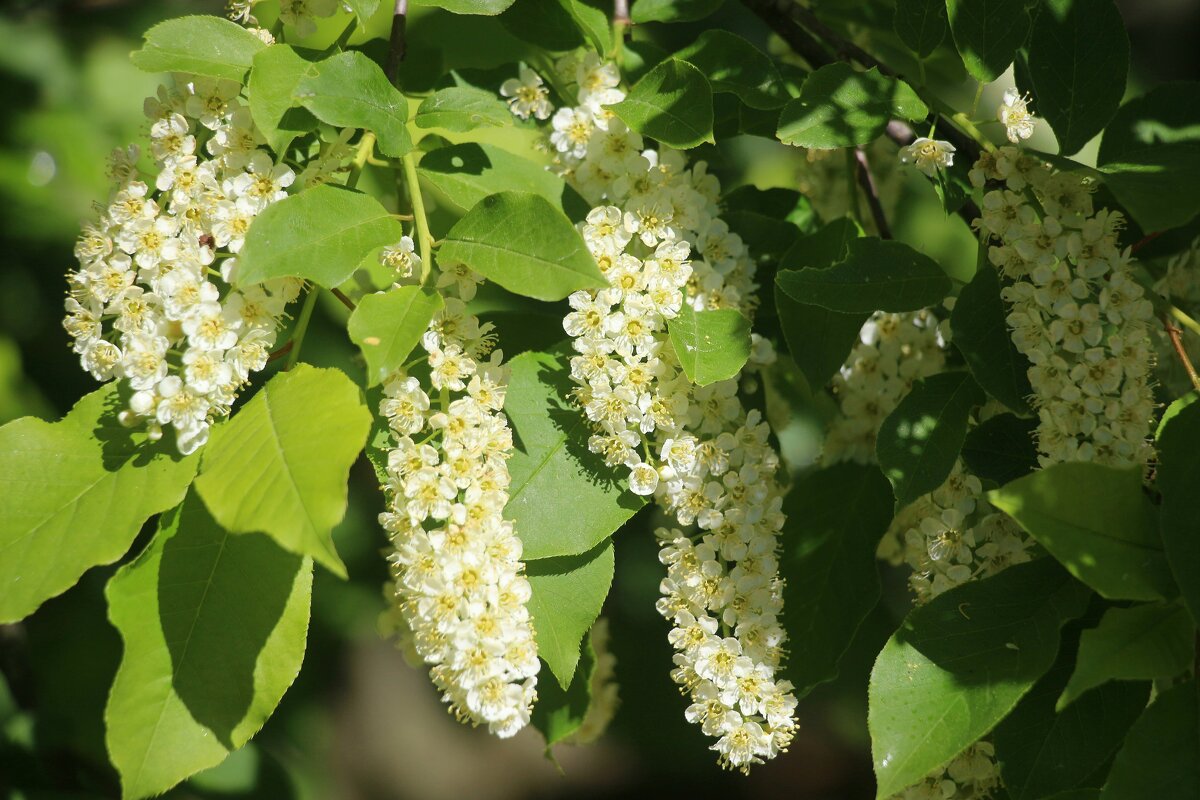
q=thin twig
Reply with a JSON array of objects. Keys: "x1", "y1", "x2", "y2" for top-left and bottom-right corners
[
  {"x1": 331, "y1": 287, "x2": 357, "y2": 311},
  {"x1": 385, "y1": 0, "x2": 409, "y2": 84},
  {"x1": 740, "y1": 0, "x2": 835, "y2": 70},
  {"x1": 1131, "y1": 230, "x2": 1164, "y2": 254},
  {"x1": 1165, "y1": 318, "x2": 1200, "y2": 392},
  {"x1": 853, "y1": 148, "x2": 892, "y2": 239},
  {"x1": 267, "y1": 339, "x2": 294, "y2": 363}
]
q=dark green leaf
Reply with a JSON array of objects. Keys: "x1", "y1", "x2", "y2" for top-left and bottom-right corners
[
  {"x1": 347, "y1": 287, "x2": 444, "y2": 387},
  {"x1": 961, "y1": 413, "x2": 1039, "y2": 486},
  {"x1": 1157, "y1": 398, "x2": 1200, "y2": 623},
  {"x1": 776, "y1": 237, "x2": 952, "y2": 313},
  {"x1": 994, "y1": 631, "x2": 1150, "y2": 800},
  {"x1": 631, "y1": 0, "x2": 723, "y2": 23},
  {"x1": 237, "y1": 184, "x2": 404, "y2": 289},
  {"x1": 531, "y1": 629, "x2": 597, "y2": 748},
  {"x1": 0, "y1": 384, "x2": 198, "y2": 623},
  {"x1": 294, "y1": 51, "x2": 412, "y2": 157},
  {"x1": 105, "y1": 492, "x2": 311, "y2": 800},
  {"x1": 194, "y1": 365, "x2": 372, "y2": 577},
  {"x1": 894, "y1": 0, "x2": 948, "y2": 58},
  {"x1": 411, "y1": 0, "x2": 516, "y2": 13},
  {"x1": 869, "y1": 558, "x2": 1091, "y2": 798},
  {"x1": 498, "y1": 0, "x2": 584, "y2": 51},
  {"x1": 505, "y1": 350, "x2": 645, "y2": 561},
  {"x1": 1093, "y1": 82, "x2": 1200, "y2": 231},
  {"x1": 668, "y1": 304, "x2": 752, "y2": 386},
  {"x1": 611, "y1": 59, "x2": 715, "y2": 149},
  {"x1": 777, "y1": 63, "x2": 928, "y2": 149},
  {"x1": 673, "y1": 30, "x2": 787, "y2": 110},
  {"x1": 1099, "y1": 678, "x2": 1200, "y2": 800},
  {"x1": 946, "y1": 0, "x2": 1031, "y2": 83},
  {"x1": 1028, "y1": 0, "x2": 1130, "y2": 156},
  {"x1": 877, "y1": 371, "x2": 985, "y2": 508},
  {"x1": 989, "y1": 463, "x2": 1176, "y2": 602},
  {"x1": 414, "y1": 86, "x2": 513, "y2": 132},
  {"x1": 526, "y1": 539, "x2": 614, "y2": 689},
  {"x1": 1059, "y1": 602, "x2": 1194, "y2": 708},
  {"x1": 438, "y1": 192, "x2": 606, "y2": 301},
  {"x1": 782, "y1": 463, "x2": 893, "y2": 695},
  {"x1": 951, "y1": 265, "x2": 1033, "y2": 413},
  {"x1": 130, "y1": 15, "x2": 266, "y2": 82},
  {"x1": 248, "y1": 45, "x2": 318, "y2": 154}
]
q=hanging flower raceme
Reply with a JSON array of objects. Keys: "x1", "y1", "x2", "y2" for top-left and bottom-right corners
[
  {"x1": 63, "y1": 77, "x2": 305, "y2": 455},
  {"x1": 376, "y1": 280, "x2": 540, "y2": 739},
  {"x1": 971, "y1": 146, "x2": 1158, "y2": 468}
]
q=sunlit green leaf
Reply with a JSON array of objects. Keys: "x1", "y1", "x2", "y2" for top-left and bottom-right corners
[
  {"x1": 668, "y1": 304, "x2": 752, "y2": 387},
  {"x1": 0, "y1": 384, "x2": 197, "y2": 623},
  {"x1": 294, "y1": 51, "x2": 412, "y2": 157},
  {"x1": 673, "y1": 30, "x2": 787, "y2": 109},
  {"x1": 105, "y1": 492, "x2": 311, "y2": 800},
  {"x1": 130, "y1": 15, "x2": 266, "y2": 82},
  {"x1": 347, "y1": 287, "x2": 443, "y2": 387},
  {"x1": 989, "y1": 463, "x2": 1175, "y2": 601},
  {"x1": 612, "y1": 59, "x2": 714, "y2": 149},
  {"x1": 414, "y1": 86, "x2": 513, "y2": 132},
  {"x1": 777, "y1": 64, "x2": 928, "y2": 149},
  {"x1": 526, "y1": 539, "x2": 614, "y2": 689},
  {"x1": 194, "y1": 365, "x2": 372, "y2": 577},
  {"x1": 247, "y1": 45, "x2": 318, "y2": 154}
]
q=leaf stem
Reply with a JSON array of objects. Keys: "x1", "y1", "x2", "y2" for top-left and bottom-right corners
[
  {"x1": 853, "y1": 147, "x2": 892, "y2": 239},
  {"x1": 402, "y1": 152, "x2": 434, "y2": 286},
  {"x1": 612, "y1": 0, "x2": 631, "y2": 64},
  {"x1": 1164, "y1": 317, "x2": 1200, "y2": 392},
  {"x1": 285, "y1": 287, "x2": 320, "y2": 371},
  {"x1": 331, "y1": 287, "x2": 356, "y2": 311}
]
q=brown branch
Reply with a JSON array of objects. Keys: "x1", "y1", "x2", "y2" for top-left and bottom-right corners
[
  {"x1": 853, "y1": 148, "x2": 892, "y2": 239},
  {"x1": 267, "y1": 339, "x2": 294, "y2": 363},
  {"x1": 385, "y1": 0, "x2": 409, "y2": 85},
  {"x1": 740, "y1": 0, "x2": 836, "y2": 70},
  {"x1": 330, "y1": 287, "x2": 357, "y2": 311},
  {"x1": 1165, "y1": 318, "x2": 1200, "y2": 392}
]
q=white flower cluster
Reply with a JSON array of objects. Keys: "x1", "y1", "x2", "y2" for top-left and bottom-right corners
[
  {"x1": 533, "y1": 54, "x2": 763, "y2": 314},
  {"x1": 227, "y1": 0, "x2": 338, "y2": 39},
  {"x1": 377, "y1": 288, "x2": 539, "y2": 738},
  {"x1": 879, "y1": 460, "x2": 1031, "y2": 604},
  {"x1": 896, "y1": 742, "x2": 1002, "y2": 800},
  {"x1": 64, "y1": 78, "x2": 305, "y2": 454},
  {"x1": 822, "y1": 312, "x2": 947, "y2": 465},
  {"x1": 561, "y1": 206, "x2": 797, "y2": 771},
  {"x1": 972, "y1": 147, "x2": 1157, "y2": 467}
]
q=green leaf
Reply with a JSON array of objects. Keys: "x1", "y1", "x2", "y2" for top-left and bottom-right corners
[
  {"x1": 961, "y1": 413, "x2": 1039, "y2": 486},
  {"x1": 105, "y1": 492, "x2": 311, "y2": 800},
  {"x1": 777, "y1": 63, "x2": 928, "y2": 150},
  {"x1": 498, "y1": 0, "x2": 586, "y2": 50},
  {"x1": 130, "y1": 15, "x2": 266, "y2": 82},
  {"x1": 946, "y1": 0, "x2": 1031, "y2": 83},
  {"x1": 438, "y1": 192, "x2": 606, "y2": 301},
  {"x1": 782, "y1": 463, "x2": 893, "y2": 695},
  {"x1": 531, "y1": 629, "x2": 597, "y2": 748},
  {"x1": 0, "y1": 384, "x2": 198, "y2": 623},
  {"x1": 673, "y1": 30, "x2": 787, "y2": 110},
  {"x1": 894, "y1": 0, "x2": 948, "y2": 58},
  {"x1": 526, "y1": 539, "x2": 614, "y2": 689},
  {"x1": 194, "y1": 365, "x2": 371, "y2": 578},
  {"x1": 1099, "y1": 678, "x2": 1200, "y2": 800},
  {"x1": 414, "y1": 86, "x2": 513, "y2": 132},
  {"x1": 951, "y1": 265, "x2": 1033, "y2": 414},
  {"x1": 411, "y1": 0, "x2": 516, "y2": 13},
  {"x1": 347, "y1": 287, "x2": 444, "y2": 387},
  {"x1": 988, "y1": 463, "x2": 1175, "y2": 602},
  {"x1": 505, "y1": 350, "x2": 645, "y2": 561},
  {"x1": 236, "y1": 184, "x2": 404, "y2": 289},
  {"x1": 1028, "y1": 0, "x2": 1129, "y2": 156},
  {"x1": 631, "y1": 0, "x2": 723, "y2": 22},
  {"x1": 1158, "y1": 398, "x2": 1200, "y2": 622},
  {"x1": 869, "y1": 558, "x2": 1091, "y2": 798},
  {"x1": 611, "y1": 59, "x2": 714, "y2": 149},
  {"x1": 247, "y1": 45, "x2": 318, "y2": 154},
  {"x1": 1058, "y1": 602, "x2": 1194, "y2": 709},
  {"x1": 776, "y1": 237, "x2": 951, "y2": 314},
  {"x1": 1094, "y1": 83, "x2": 1200, "y2": 230},
  {"x1": 559, "y1": 0, "x2": 612, "y2": 54},
  {"x1": 774, "y1": 218, "x2": 867, "y2": 388},
  {"x1": 293, "y1": 51, "x2": 412, "y2": 158},
  {"x1": 343, "y1": 0, "x2": 381, "y2": 21},
  {"x1": 667, "y1": 304, "x2": 752, "y2": 387},
  {"x1": 418, "y1": 143, "x2": 577, "y2": 216},
  {"x1": 1157, "y1": 391, "x2": 1198, "y2": 440},
  {"x1": 877, "y1": 371, "x2": 985, "y2": 509},
  {"x1": 993, "y1": 634, "x2": 1150, "y2": 800}
]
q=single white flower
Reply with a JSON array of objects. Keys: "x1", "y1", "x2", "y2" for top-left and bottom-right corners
[
  {"x1": 499, "y1": 66, "x2": 552, "y2": 121},
  {"x1": 997, "y1": 87, "x2": 1036, "y2": 143},
  {"x1": 900, "y1": 137, "x2": 956, "y2": 177}
]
